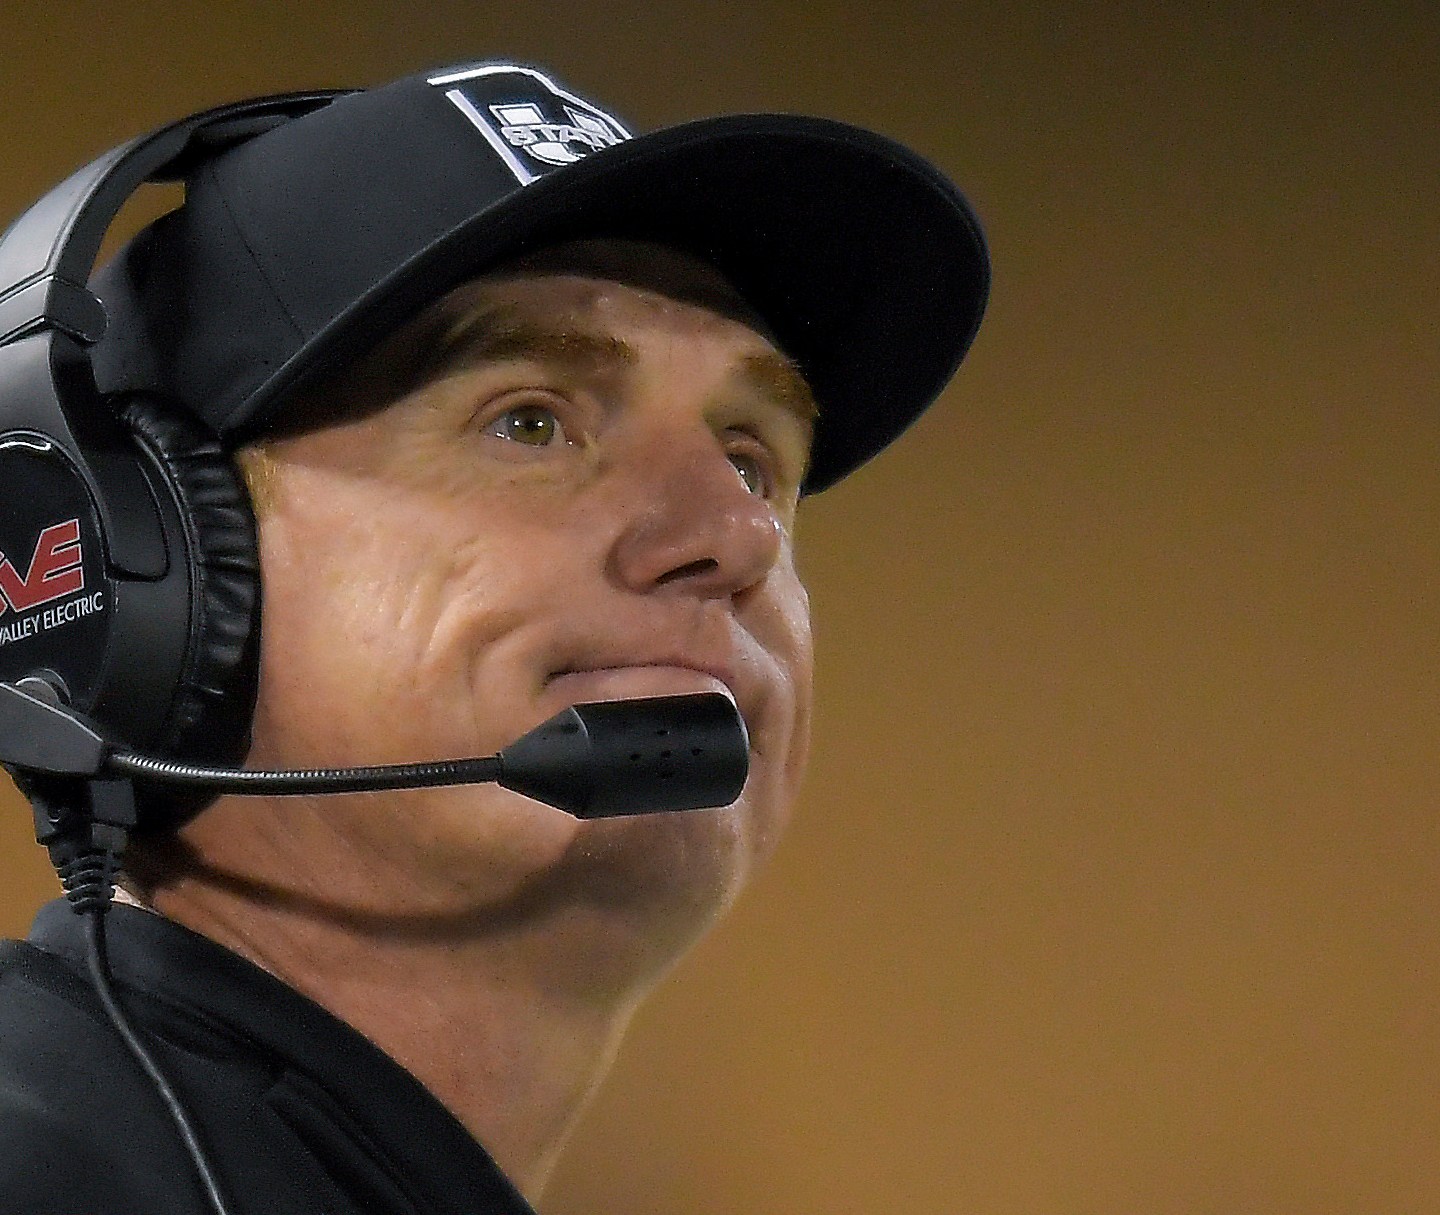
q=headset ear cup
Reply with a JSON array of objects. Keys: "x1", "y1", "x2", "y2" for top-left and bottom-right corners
[{"x1": 117, "y1": 394, "x2": 260, "y2": 826}]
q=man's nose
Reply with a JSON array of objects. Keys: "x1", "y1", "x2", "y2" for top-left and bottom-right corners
[{"x1": 608, "y1": 434, "x2": 785, "y2": 598}]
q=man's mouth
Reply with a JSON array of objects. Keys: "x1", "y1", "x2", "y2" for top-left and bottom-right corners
[{"x1": 545, "y1": 662, "x2": 735, "y2": 701}]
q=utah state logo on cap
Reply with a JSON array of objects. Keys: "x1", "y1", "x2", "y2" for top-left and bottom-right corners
[{"x1": 428, "y1": 64, "x2": 632, "y2": 186}]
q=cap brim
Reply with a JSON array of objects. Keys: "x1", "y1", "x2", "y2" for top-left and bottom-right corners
[{"x1": 233, "y1": 113, "x2": 990, "y2": 494}]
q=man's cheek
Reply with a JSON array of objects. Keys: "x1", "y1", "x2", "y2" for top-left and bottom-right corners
[
  {"x1": 258, "y1": 525, "x2": 443, "y2": 701},
  {"x1": 759, "y1": 570, "x2": 814, "y2": 679}
]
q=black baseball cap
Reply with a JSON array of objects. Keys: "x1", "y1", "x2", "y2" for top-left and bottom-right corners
[{"x1": 91, "y1": 62, "x2": 990, "y2": 494}]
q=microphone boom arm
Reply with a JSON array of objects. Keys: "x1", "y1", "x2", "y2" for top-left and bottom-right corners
[{"x1": 0, "y1": 681, "x2": 749, "y2": 818}]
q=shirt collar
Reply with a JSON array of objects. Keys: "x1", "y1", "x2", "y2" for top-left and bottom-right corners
[{"x1": 28, "y1": 899, "x2": 536, "y2": 1215}]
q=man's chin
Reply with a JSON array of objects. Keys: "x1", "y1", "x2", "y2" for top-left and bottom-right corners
[
  {"x1": 545, "y1": 801, "x2": 757, "y2": 966},
  {"x1": 569, "y1": 798, "x2": 751, "y2": 905},
  {"x1": 398, "y1": 781, "x2": 755, "y2": 927}
]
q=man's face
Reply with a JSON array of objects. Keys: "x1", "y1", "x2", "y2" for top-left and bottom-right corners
[{"x1": 227, "y1": 249, "x2": 814, "y2": 967}]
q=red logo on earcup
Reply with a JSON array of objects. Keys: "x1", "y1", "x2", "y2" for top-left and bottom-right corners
[{"x1": 0, "y1": 519, "x2": 84, "y2": 616}]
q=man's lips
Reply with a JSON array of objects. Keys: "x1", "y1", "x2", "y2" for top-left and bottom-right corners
[
  {"x1": 544, "y1": 663, "x2": 736, "y2": 703},
  {"x1": 541, "y1": 632, "x2": 776, "y2": 745}
]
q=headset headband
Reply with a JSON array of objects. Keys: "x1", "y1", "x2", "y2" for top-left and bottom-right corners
[{"x1": 0, "y1": 92, "x2": 343, "y2": 355}]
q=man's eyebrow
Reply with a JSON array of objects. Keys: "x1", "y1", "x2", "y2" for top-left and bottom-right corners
[
  {"x1": 430, "y1": 306, "x2": 636, "y2": 378},
  {"x1": 420, "y1": 301, "x2": 817, "y2": 422},
  {"x1": 734, "y1": 351, "x2": 819, "y2": 424}
]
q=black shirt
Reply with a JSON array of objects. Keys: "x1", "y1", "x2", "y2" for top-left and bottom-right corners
[{"x1": 0, "y1": 900, "x2": 535, "y2": 1215}]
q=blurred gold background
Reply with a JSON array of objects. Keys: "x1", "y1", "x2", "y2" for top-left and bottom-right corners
[{"x1": 2, "y1": 2, "x2": 1436, "y2": 1211}]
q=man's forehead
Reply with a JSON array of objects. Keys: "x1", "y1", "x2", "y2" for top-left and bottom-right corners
[
  {"x1": 278, "y1": 239, "x2": 814, "y2": 436},
  {"x1": 422, "y1": 286, "x2": 818, "y2": 425}
]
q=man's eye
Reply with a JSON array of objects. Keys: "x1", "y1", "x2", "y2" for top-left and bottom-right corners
[
  {"x1": 487, "y1": 404, "x2": 567, "y2": 447},
  {"x1": 728, "y1": 451, "x2": 769, "y2": 496}
]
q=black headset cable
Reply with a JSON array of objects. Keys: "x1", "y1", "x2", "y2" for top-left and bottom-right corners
[{"x1": 83, "y1": 910, "x2": 236, "y2": 1215}]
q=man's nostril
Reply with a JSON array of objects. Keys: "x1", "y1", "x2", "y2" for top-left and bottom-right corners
[{"x1": 655, "y1": 558, "x2": 720, "y2": 586}]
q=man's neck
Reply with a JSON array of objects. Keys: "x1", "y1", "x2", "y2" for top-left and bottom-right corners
[{"x1": 127, "y1": 801, "x2": 669, "y2": 1202}]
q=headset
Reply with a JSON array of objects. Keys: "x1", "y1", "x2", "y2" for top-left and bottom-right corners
[
  {"x1": 0, "y1": 93, "x2": 361, "y2": 1215},
  {"x1": 0, "y1": 91, "x2": 346, "y2": 827},
  {"x1": 0, "y1": 94, "x2": 749, "y2": 1215}
]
